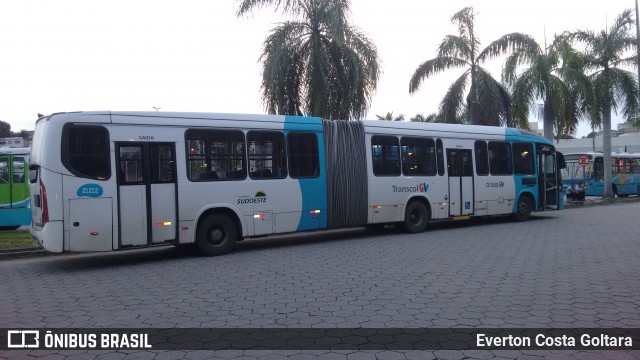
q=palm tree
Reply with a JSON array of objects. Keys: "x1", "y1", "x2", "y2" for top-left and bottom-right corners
[
  {"x1": 409, "y1": 7, "x2": 521, "y2": 126},
  {"x1": 376, "y1": 112, "x2": 404, "y2": 121},
  {"x1": 237, "y1": 0, "x2": 381, "y2": 120},
  {"x1": 572, "y1": 9, "x2": 639, "y2": 198},
  {"x1": 409, "y1": 113, "x2": 433, "y2": 122},
  {"x1": 502, "y1": 33, "x2": 592, "y2": 141}
]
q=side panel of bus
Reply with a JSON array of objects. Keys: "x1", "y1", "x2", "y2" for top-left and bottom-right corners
[{"x1": 364, "y1": 128, "x2": 527, "y2": 223}]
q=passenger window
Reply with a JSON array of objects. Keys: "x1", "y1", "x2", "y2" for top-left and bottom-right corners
[
  {"x1": 288, "y1": 132, "x2": 319, "y2": 178},
  {"x1": 248, "y1": 131, "x2": 287, "y2": 179},
  {"x1": 512, "y1": 142, "x2": 535, "y2": 175},
  {"x1": 185, "y1": 129, "x2": 246, "y2": 181},
  {"x1": 62, "y1": 125, "x2": 111, "y2": 180},
  {"x1": 474, "y1": 141, "x2": 489, "y2": 176},
  {"x1": 401, "y1": 137, "x2": 436, "y2": 176},
  {"x1": 118, "y1": 146, "x2": 144, "y2": 185},
  {"x1": 488, "y1": 141, "x2": 512, "y2": 175},
  {"x1": 150, "y1": 144, "x2": 175, "y2": 183},
  {"x1": 371, "y1": 135, "x2": 400, "y2": 176},
  {"x1": 12, "y1": 157, "x2": 26, "y2": 184},
  {"x1": 0, "y1": 157, "x2": 8, "y2": 184}
]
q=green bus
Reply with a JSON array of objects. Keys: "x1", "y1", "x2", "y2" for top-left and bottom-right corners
[{"x1": 0, "y1": 147, "x2": 31, "y2": 230}]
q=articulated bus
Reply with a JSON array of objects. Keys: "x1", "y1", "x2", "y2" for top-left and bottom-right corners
[
  {"x1": 561, "y1": 152, "x2": 640, "y2": 197},
  {"x1": 29, "y1": 111, "x2": 564, "y2": 255},
  {"x1": 0, "y1": 147, "x2": 31, "y2": 230}
]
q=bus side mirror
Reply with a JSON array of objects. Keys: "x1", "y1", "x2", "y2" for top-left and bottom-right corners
[{"x1": 557, "y1": 152, "x2": 566, "y2": 169}]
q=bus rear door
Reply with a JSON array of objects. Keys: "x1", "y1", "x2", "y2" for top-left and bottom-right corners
[
  {"x1": 446, "y1": 148, "x2": 474, "y2": 217},
  {"x1": 116, "y1": 142, "x2": 178, "y2": 247}
]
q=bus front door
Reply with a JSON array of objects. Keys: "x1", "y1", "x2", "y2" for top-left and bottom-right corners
[
  {"x1": 446, "y1": 148, "x2": 474, "y2": 217},
  {"x1": 116, "y1": 142, "x2": 178, "y2": 248},
  {"x1": 536, "y1": 145, "x2": 559, "y2": 210}
]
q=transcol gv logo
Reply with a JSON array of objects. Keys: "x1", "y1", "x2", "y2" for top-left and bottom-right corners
[{"x1": 392, "y1": 183, "x2": 429, "y2": 193}]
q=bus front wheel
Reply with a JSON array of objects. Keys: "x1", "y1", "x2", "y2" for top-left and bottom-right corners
[
  {"x1": 403, "y1": 201, "x2": 429, "y2": 233},
  {"x1": 196, "y1": 214, "x2": 237, "y2": 256},
  {"x1": 513, "y1": 195, "x2": 532, "y2": 222}
]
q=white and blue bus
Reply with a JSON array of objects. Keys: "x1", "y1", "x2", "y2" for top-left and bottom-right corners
[
  {"x1": 561, "y1": 151, "x2": 640, "y2": 197},
  {"x1": 29, "y1": 111, "x2": 564, "y2": 255}
]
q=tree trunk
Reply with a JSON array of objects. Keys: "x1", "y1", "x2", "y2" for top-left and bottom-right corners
[
  {"x1": 470, "y1": 101, "x2": 480, "y2": 125},
  {"x1": 543, "y1": 99, "x2": 554, "y2": 141},
  {"x1": 602, "y1": 101, "x2": 614, "y2": 199}
]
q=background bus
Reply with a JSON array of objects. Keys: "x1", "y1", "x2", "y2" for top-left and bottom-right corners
[
  {"x1": 29, "y1": 111, "x2": 564, "y2": 255},
  {"x1": 561, "y1": 152, "x2": 640, "y2": 197},
  {"x1": 0, "y1": 147, "x2": 31, "y2": 230}
]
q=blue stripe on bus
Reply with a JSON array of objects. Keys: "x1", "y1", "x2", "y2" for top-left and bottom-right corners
[
  {"x1": 505, "y1": 128, "x2": 542, "y2": 213},
  {"x1": 0, "y1": 207, "x2": 31, "y2": 227},
  {"x1": 284, "y1": 116, "x2": 328, "y2": 231}
]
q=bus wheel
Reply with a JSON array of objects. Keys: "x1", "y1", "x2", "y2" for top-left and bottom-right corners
[
  {"x1": 513, "y1": 195, "x2": 532, "y2": 222},
  {"x1": 403, "y1": 201, "x2": 429, "y2": 233},
  {"x1": 196, "y1": 214, "x2": 237, "y2": 256}
]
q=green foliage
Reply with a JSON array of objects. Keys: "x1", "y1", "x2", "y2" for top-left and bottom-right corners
[
  {"x1": 502, "y1": 33, "x2": 591, "y2": 141},
  {"x1": 238, "y1": 0, "x2": 380, "y2": 120},
  {"x1": 0, "y1": 120, "x2": 11, "y2": 138},
  {"x1": 409, "y1": 113, "x2": 433, "y2": 122},
  {"x1": 376, "y1": 112, "x2": 404, "y2": 121},
  {"x1": 409, "y1": 7, "x2": 517, "y2": 126}
]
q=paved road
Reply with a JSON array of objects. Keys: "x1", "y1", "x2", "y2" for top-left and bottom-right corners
[{"x1": 1, "y1": 201, "x2": 640, "y2": 359}]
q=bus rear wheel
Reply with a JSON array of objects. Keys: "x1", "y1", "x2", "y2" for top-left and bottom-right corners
[
  {"x1": 196, "y1": 214, "x2": 237, "y2": 256},
  {"x1": 513, "y1": 195, "x2": 532, "y2": 222},
  {"x1": 403, "y1": 201, "x2": 429, "y2": 233}
]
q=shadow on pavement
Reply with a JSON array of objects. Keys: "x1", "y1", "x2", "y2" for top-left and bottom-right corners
[{"x1": 39, "y1": 214, "x2": 558, "y2": 270}]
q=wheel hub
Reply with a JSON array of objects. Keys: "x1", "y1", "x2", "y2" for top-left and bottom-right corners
[{"x1": 209, "y1": 228, "x2": 224, "y2": 245}]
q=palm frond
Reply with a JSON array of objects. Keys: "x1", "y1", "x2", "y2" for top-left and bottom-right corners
[
  {"x1": 478, "y1": 33, "x2": 540, "y2": 62},
  {"x1": 474, "y1": 67, "x2": 511, "y2": 126},
  {"x1": 260, "y1": 22, "x2": 308, "y2": 115},
  {"x1": 438, "y1": 71, "x2": 469, "y2": 123},
  {"x1": 437, "y1": 35, "x2": 471, "y2": 61},
  {"x1": 236, "y1": 0, "x2": 306, "y2": 17},
  {"x1": 409, "y1": 57, "x2": 467, "y2": 94},
  {"x1": 450, "y1": 7, "x2": 480, "y2": 54},
  {"x1": 609, "y1": 68, "x2": 639, "y2": 120}
]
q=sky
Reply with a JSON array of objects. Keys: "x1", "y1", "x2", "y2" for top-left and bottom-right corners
[{"x1": 0, "y1": 0, "x2": 635, "y2": 137}]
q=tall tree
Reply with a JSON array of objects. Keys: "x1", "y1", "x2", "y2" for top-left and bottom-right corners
[
  {"x1": 572, "y1": 9, "x2": 639, "y2": 198},
  {"x1": 237, "y1": 0, "x2": 380, "y2": 120},
  {"x1": 409, "y1": 7, "x2": 518, "y2": 126},
  {"x1": 502, "y1": 33, "x2": 592, "y2": 141},
  {"x1": 0, "y1": 120, "x2": 11, "y2": 138}
]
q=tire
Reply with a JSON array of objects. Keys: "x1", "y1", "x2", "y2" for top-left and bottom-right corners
[
  {"x1": 403, "y1": 201, "x2": 429, "y2": 233},
  {"x1": 196, "y1": 214, "x2": 237, "y2": 256},
  {"x1": 513, "y1": 195, "x2": 532, "y2": 222}
]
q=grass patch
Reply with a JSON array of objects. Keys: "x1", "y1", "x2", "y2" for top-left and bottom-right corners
[{"x1": 0, "y1": 229, "x2": 38, "y2": 250}]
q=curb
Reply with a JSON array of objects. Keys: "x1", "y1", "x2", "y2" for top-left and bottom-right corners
[
  {"x1": 0, "y1": 246, "x2": 51, "y2": 260},
  {"x1": 0, "y1": 246, "x2": 43, "y2": 254}
]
